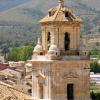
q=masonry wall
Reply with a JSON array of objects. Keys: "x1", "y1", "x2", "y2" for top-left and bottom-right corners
[
  {"x1": 41, "y1": 22, "x2": 81, "y2": 52},
  {"x1": 30, "y1": 60, "x2": 90, "y2": 100}
]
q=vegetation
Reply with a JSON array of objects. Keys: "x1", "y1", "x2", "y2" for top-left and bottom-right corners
[
  {"x1": 90, "y1": 84, "x2": 100, "y2": 100},
  {"x1": 90, "y1": 49, "x2": 100, "y2": 56},
  {"x1": 90, "y1": 62, "x2": 100, "y2": 73},
  {"x1": 0, "y1": 0, "x2": 100, "y2": 49},
  {"x1": 5, "y1": 45, "x2": 33, "y2": 61},
  {"x1": 0, "y1": 21, "x2": 40, "y2": 49}
]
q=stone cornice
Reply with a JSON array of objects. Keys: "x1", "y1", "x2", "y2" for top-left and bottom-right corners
[{"x1": 40, "y1": 21, "x2": 81, "y2": 26}]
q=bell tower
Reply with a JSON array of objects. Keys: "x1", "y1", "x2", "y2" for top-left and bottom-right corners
[
  {"x1": 40, "y1": 0, "x2": 82, "y2": 55},
  {"x1": 27, "y1": 0, "x2": 90, "y2": 100}
]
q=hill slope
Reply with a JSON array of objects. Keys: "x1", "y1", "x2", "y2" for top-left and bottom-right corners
[
  {"x1": 0, "y1": 0, "x2": 32, "y2": 12},
  {"x1": 0, "y1": 0, "x2": 100, "y2": 49}
]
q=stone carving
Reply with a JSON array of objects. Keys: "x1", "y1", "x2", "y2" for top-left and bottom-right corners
[
  {"x1": 37, "y1": 72, "x2": 46, "y2": 84},
  {"x1": 62, "y1": 70, "x2": 79, "y2": 79}
]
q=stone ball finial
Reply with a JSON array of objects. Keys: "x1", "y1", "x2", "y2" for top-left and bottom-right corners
[
  {"x1": 49, "y1": 44, "x2": 59, "y2": 52},
  {"x1": 58, "y1": 0, "x2": 64, "y2": 7},
  {"x1": 47, "y1": 43, "x2": 60, "y2": 60},
  {"x1": 33, "y1": 38, "x2": 43, "y2": 55}
]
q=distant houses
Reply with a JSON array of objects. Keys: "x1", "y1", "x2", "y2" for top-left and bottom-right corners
[
  {"x1": 90, "y1": 72, "x2": 100, "y2": 84},
  {"x1": 0, "y1": 61, "x2": 25, "y2": 85}
]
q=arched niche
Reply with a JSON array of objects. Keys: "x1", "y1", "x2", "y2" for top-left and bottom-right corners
[{"x1": 39, "y1": 83, "x2": 44, "y2": 99}]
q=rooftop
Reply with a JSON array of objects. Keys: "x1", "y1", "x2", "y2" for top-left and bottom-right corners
[
  {"x1": 0, "y1": 81, "x2": 31, "y2": 100},
  {"x1": 40, "y1": 0, "x2": 82, "y2": 23}
]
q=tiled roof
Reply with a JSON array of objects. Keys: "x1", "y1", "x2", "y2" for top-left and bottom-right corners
[
  {"x1": 0, "y1": 63, "x2": 9, "y2": 71},
  {"x1": 0, "y1": 81, "x2": 31, "y2": 100},
  {"x1": 40, "y1": 5, "x2": 82, "y2": 23}
]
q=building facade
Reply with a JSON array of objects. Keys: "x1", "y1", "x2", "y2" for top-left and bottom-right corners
[{"x1": 27, "y1": 0, "x2": 90, "y2": 100}]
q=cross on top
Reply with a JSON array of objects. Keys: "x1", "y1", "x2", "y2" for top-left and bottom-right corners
[{"x1": 58, "y1": 0, "x2": 64, "y2": 7}]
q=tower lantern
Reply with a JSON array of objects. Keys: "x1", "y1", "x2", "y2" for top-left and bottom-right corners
[{"x1": 40, "y1": 0, "x2": 82, "y2": 55}]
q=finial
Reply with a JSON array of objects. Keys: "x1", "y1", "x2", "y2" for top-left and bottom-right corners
[{"x1": 58, "y1": 0, "x2": 64, "y2": 7}]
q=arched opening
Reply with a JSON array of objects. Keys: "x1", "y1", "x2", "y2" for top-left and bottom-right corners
[
  {"x1": 64, "y1": 32, "x2": 70, "y2": 51},
  {"x1": 67, "y1": 84, "x2": 74, "y2": 100},
  {"x1": 47, "y1": 32, "x2": 51, "y2": 49},
  {"x1": 39, "y1": 84, "x2": 44, "y2": 99},
  {"x1": 28, "y1": 89, "x2": 32, "y2": 95}
]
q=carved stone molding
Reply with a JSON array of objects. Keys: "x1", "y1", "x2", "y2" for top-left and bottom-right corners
[{"x1": 62, "y1": 70, "x2": 79, "y2": 79}]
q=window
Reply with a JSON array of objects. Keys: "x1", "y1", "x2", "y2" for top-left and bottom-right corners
[
  {"x1": 65, "y1": 12, "x2": 69, "y2": 17},
  {"x1": 49, "y1": 12, "x2": 51, "y2": 17},
  {"x1": 49, "y1": 11, "x2": 55, "y2": 17}
]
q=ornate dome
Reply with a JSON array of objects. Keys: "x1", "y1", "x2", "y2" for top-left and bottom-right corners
[
  {"x1": 40, "y1": 0, "x2": 82, "y2": 24},
  {"x1": 48, "y1": 44, "x2": 59, "y2": 52},
  {"x1": 34, "y1": 45, "x2": 43, "y2": 52},
  {"x1": 47, "y1": 43, "x2": 60, "y2": 60}
]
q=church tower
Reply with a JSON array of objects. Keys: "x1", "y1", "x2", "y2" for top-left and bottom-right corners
[
  {"x1": 26, "y1": 0, "x2": 90, "y2": 100},
  {"x1": 40, "y1": 0, "x2": 82, "y2": 55}
]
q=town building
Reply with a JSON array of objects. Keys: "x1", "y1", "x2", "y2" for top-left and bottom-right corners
[
  {"x1": 0, "y1": 81, "x2": 31, "y2": 100},
  {"x1": 90, "y1": 72, "x2": 100, "y2": 84},
  {"x1": 26, "y1": 0, "x2": 90, "y2": 100}
]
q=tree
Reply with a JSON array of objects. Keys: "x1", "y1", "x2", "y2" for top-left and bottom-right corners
[
  {"x1": 90, "y1": 49, "x2": 99, "y2": 55},
  {"x1": 5, "y1": 45, "x2": 33, "y2": 61},
  {"x1": 98, "y1": 27, "x2": 100, "y2": 33},
  {"x1": 90, "y1": 62, "x2": 100, "y2": 73}
]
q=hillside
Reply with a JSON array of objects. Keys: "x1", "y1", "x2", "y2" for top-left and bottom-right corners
[
  {"x1": 0, "y1": 0, "x2": 31, "y2": 12},
  {"x1": 0, "y1": 0, "x2": 100, "y2": 49}
]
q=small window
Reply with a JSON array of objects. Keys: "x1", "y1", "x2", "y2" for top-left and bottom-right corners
[
  {"x1": 49, "y1": 12, "x2": 51, "y2": 17},
  {"x1": 28, "y1": 89, "x2": 32, "y2": 94},
  {"x1": 56, "y1": 52, "x2": 57, "y2": 55},
  {"x1": 65, "y1": 12, "x2": 69, "y2": 17},
  {"x1": 40, "y1": 52, "x2": 43, "y2": 55},
  {"x1": 49, "y1": 11, "x2": 55, "y2": 17}
]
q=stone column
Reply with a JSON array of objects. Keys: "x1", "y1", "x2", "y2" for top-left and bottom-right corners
[
  {"x1": 44, "y1": 72, "x2": 51, "y2": 100},
  {"x1": 50, "y1": 31, "x2": 55, "y2": 45},
  {"x1": 32, "y1": 71, "x2": 39, "y2": 100},
  {"x1": 42, "y1": 26, "x2": 46, "y2": 50},
  {"x1": 77, "y1": 27, "x2": 80, "y2": 49},
  {"x1": 74, "y1": 27, "x2": 77, "y2": 50}
]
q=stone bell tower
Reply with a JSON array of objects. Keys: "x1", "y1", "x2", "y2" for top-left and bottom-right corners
[
  {"x1": 26, "y1": 0, "x2": 90, "y2": 100},
  {"x1": 40, "y1": 0, "x2": 82, "y2": 55}
]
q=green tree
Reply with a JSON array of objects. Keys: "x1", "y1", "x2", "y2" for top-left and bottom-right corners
[
  {"x1": 6, "y1": 45, "x2": 33, "y2": 61},
  {"x1": 90, "y1": 62, "x2": 100, "y2": 73},
  {"x1": 90, "y1": 49, "x2": 99, "y2": 55}
]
